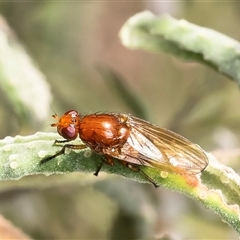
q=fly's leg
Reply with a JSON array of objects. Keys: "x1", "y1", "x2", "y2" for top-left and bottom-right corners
[
  {"x1": 53, "y1": 139, "x2": 72, "y2": 145},
  {"x1": 94, "y1": 155, "x2": 114, "y2": 176},
  {"x1": 40, "y1": 143, "x2": 87, "y2": 165},
  {"x1": 126, "y1": 163, "x2": 159, "y2": 188},
  {"x1": 94, "y1": 161, "x2": 103, "y2": 176},
  {"x1": 94, "y1": 155, "x2": 158, "y2": 187}
]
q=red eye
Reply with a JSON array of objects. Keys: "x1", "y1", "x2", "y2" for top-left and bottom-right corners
[{"x1": 58, "y1": 125, "x2": 78, "y2": 140}]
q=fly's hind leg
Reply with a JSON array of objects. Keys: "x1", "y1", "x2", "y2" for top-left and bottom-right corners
[{"x1": 126, "y1": 163, "x2": 159, "y2": 188}]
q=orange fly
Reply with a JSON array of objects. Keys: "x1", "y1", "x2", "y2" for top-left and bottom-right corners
[{"x1": 40, "y1": 110, "x2": 208, "y2": 187}]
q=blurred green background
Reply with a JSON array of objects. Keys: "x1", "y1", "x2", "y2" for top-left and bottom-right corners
[{"x1": 0, "y1": 2, "x2": 240, "y2": 239}]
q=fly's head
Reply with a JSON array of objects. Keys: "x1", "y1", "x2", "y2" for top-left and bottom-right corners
[{"x1": 51, "y1": 110, "x2": 81, "y2": 140}]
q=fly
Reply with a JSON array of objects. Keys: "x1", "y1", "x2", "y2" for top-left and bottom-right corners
[{"x1": 40, "y1": 110, "x2": 208, "y2": 187}]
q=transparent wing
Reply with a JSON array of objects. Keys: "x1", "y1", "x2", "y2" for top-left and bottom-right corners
[{"x1": 114, "y1": 115, "x2": 208, "y2": 175}]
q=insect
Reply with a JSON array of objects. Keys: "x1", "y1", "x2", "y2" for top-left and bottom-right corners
[{"x1": 40, "y1": 110, "x2": 209, "y2": 187}]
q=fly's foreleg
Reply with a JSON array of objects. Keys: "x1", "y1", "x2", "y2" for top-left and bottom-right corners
[{"x1": 40, "y1": 143, "x2": 87, "y2": 165}]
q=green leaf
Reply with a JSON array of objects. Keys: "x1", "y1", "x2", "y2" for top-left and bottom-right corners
[
  {"x1": 119, "y1": 11, "x2": 240, "y2": 83},
  {"x1": 0, "y1": 132, "x2": 240, "y2": 234}
]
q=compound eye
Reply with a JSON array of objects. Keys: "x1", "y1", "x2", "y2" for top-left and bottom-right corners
[
  {"x1": 64, "y1": 110, "x2": 79, "y2": 117},
  {"x1": 58, "y1": 125, "x2": 78, "y2": 140}
]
